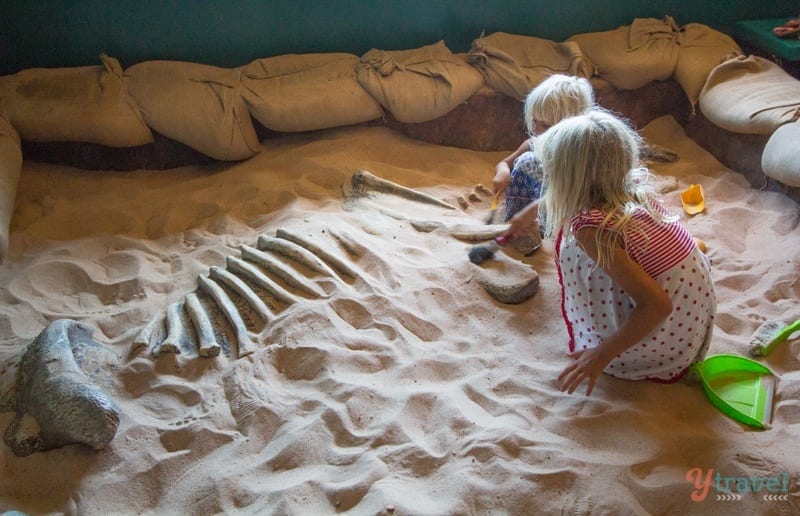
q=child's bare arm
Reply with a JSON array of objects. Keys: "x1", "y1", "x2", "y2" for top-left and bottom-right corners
[
  {"x1": 492, "y1": 140, "x2": 531, "y2": 195},
  {"x1": 558, "y1": 227, "x2": 672, "y2": 396}
]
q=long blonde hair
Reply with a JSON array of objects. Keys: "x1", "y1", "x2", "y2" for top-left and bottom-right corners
[
  {"x1": 523, "y1": 74, "x2": 594, "y2": 136},
  {"x1": 538, "y1": 109, "x2": 667, "y2": 265}
]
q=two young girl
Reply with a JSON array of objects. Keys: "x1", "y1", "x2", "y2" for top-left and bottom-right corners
[{"x1": 505, "y1": 108, "x2": 716, "y2": 396}]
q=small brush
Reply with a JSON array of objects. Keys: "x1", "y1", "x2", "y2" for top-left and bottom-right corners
[
  {"x1": 468, "y1": 234, "x2": 511, "y2": 264},
  {"x1": 485, "y1": 193, "x2": 500, "y2": 224},
  {"x1": 748, "y1": 318, "x2": 800, "y2": 357}
]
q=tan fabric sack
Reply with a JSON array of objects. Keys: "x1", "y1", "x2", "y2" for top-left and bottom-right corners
[
  {"x1": 0, "y1": 54, "x2": 153, "y2": 147},
  {"x1": 699, "y1": 55, "x2": 800, "y2": 135},
  {"x1": 0, "y1": 109, "x2": 22, "y2": 261},
  {"x1": 126, "y1": 60, "x2": 261, "y2": 161},
  {"x1": 356, "y1": 41, "x2": 484, "y2": 123},
  {"x1": 675, "y1": 23, "x2": 742, "y2": 108},
  {"x1": 468, "y1": 32, "x2": 594, "y2": 100},
  {"x1": 242, "y1": 53, "x2": 383, "y2": 132},
  {"x1": 762, "y1": 121, "x2": 800, "y2": 187},
  {"x1": 568, "y1": 16, "x2": 679, "y2": 90}
]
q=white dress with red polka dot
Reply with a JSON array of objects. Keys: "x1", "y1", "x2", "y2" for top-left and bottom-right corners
[{"x1": 555, "y1": 204, "x2": 716, "y2": 382}]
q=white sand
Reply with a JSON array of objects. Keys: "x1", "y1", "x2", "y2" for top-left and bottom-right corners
[{"x1": 1, "y1": 117, "x2": 799, "y2": 515}]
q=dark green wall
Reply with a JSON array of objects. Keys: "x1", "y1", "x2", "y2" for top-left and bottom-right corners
[{"x1": 1, "y1": 0, "x2": 796, "y2": 75}]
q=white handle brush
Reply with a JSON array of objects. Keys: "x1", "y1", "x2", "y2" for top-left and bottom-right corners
[{"x1": 749, "y1": 318, "x2": 800, "y2": 357}]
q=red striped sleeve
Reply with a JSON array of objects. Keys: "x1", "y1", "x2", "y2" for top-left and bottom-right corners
[{"x1": 571, "y1": 204, "x2": 694, "y2": 278}]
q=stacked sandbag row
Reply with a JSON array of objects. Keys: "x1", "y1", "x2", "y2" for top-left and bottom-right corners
[
  {"x1": 0, "y1": 44, "x2": 491, "y2": 169},
  {"x1": 0, "y1": 17, "x2": 742, "y2": 164},
  {"x1": 0, "y1": 41, "x2": 487, "y2": 164},
  {"x1": 468, "y1": 16, "x2": 741, "y2": 108},
  {"x1": 699, "y1": 55, "x2": 800, "y2": 187}
]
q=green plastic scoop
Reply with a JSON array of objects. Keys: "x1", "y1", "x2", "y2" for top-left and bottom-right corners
[{"x1": 691, "y1": 354, "x2": 776, "y2": 430}]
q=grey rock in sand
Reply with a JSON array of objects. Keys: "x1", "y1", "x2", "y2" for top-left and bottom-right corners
[
  {"x1": 476, "y1": 267, "x2": 539, "y2": 304},
  {"x1": 2, "y1": 319, "x2": 120, "y2": 457}
]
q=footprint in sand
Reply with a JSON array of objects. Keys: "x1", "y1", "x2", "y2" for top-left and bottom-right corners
[
  {"x1": 9, "y1": 258, "x2": 144, "y2": 317},
  {"x1": 329, "y1": 297, "x2": 398, "y2": 341}
]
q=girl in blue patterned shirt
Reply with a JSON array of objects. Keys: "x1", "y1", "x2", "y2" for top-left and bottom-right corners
[{"x1": 491, "y1": 74, "x2": 594, "y2": 253}]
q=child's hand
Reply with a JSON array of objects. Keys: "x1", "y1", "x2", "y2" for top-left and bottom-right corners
[
  {"x1": 492, "y1": 165, "x2": 511, "y2": 195},
  {"x1": 557, "y1": 347, "x2": 609, "y2": 396},
  {"x1": 506, "y1": 201, "x2": 539, "y2": 238}
]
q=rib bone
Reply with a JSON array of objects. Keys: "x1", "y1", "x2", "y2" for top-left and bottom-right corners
[
  {"x1": 226, "y1": 255, "x2": 301, "y2": 306},
  {"x1": 209, "y1": 266, "x2": 273, "y2": 325},
  {"x1": 151, "y1": 301, "x2": 185, "y2": 356},
  {"x1": 197, "y1": 275, "x2": 255, "y2": 358},
  {"x1": 240, "y1": 244, "x2": 324, "y2": 299},
  {"x1": 276, "y1": 228, "x2": 360, "y2": 280},
  {"x1": 184, "y1": 293, "x2": 221, "y2": 358},
  {"x1": 257, "y1": 235, "x2": 342, "y2": 281}
]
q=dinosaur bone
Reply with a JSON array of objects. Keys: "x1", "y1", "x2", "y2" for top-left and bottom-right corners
[
  {"x1": 347, "y1": 169, "x2": 457, "y2": 210},
  {"x1": 2, "y1": 319, "x2": 120, "y2": 457}
]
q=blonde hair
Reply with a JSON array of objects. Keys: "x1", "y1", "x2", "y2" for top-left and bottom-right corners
[
  {"x1": 538, "y1": 108, "x2": 668, "y2": 266},
  {"x1": 523, "y1": 74, "x2": 595, "y2": 135}
]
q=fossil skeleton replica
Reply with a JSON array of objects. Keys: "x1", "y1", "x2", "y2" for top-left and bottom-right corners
[
  {"x1": 1, "y1": 170, "x2": 538, "y2": 456},
  {"x1": 131, "y1": 170, "x2": 538, "y2": 361}
]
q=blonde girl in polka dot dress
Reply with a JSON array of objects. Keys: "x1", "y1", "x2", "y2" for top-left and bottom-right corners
[{"x1": 506, "y1": 108, "x2": 716, "y2": 396}]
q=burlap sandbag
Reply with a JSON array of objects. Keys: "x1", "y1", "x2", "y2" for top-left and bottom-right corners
[
  {"x1": 699, "y1": 55, "x2": 800, "y2": 135},
  {"x1": 0, "y1": 109, "x2": 22, "y2": 261},
  {"x1": 356, "y1": 41, "x2": 484, "y2": 123},
  {"x1": 0, "y1": 54, "x2": 153, "y2": 147},
  {"x1": 241, "y1": 53, "x2": 383, "y2": 132},
  {"x1": 762, "y1": 120, "x2": 800, "y2": 187},
  {"x1": 568, "y1": 16, "x2": 679, "y2": 90},
  {"x1": 675, "y1": 23, "x2": 742, "y2": 108},
  {"x1": 467, "y1": 32, "x2": 594, "y2": 100},
  {"x1": 126, "y1": 61, "x2": 260, "y2": 161}
]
